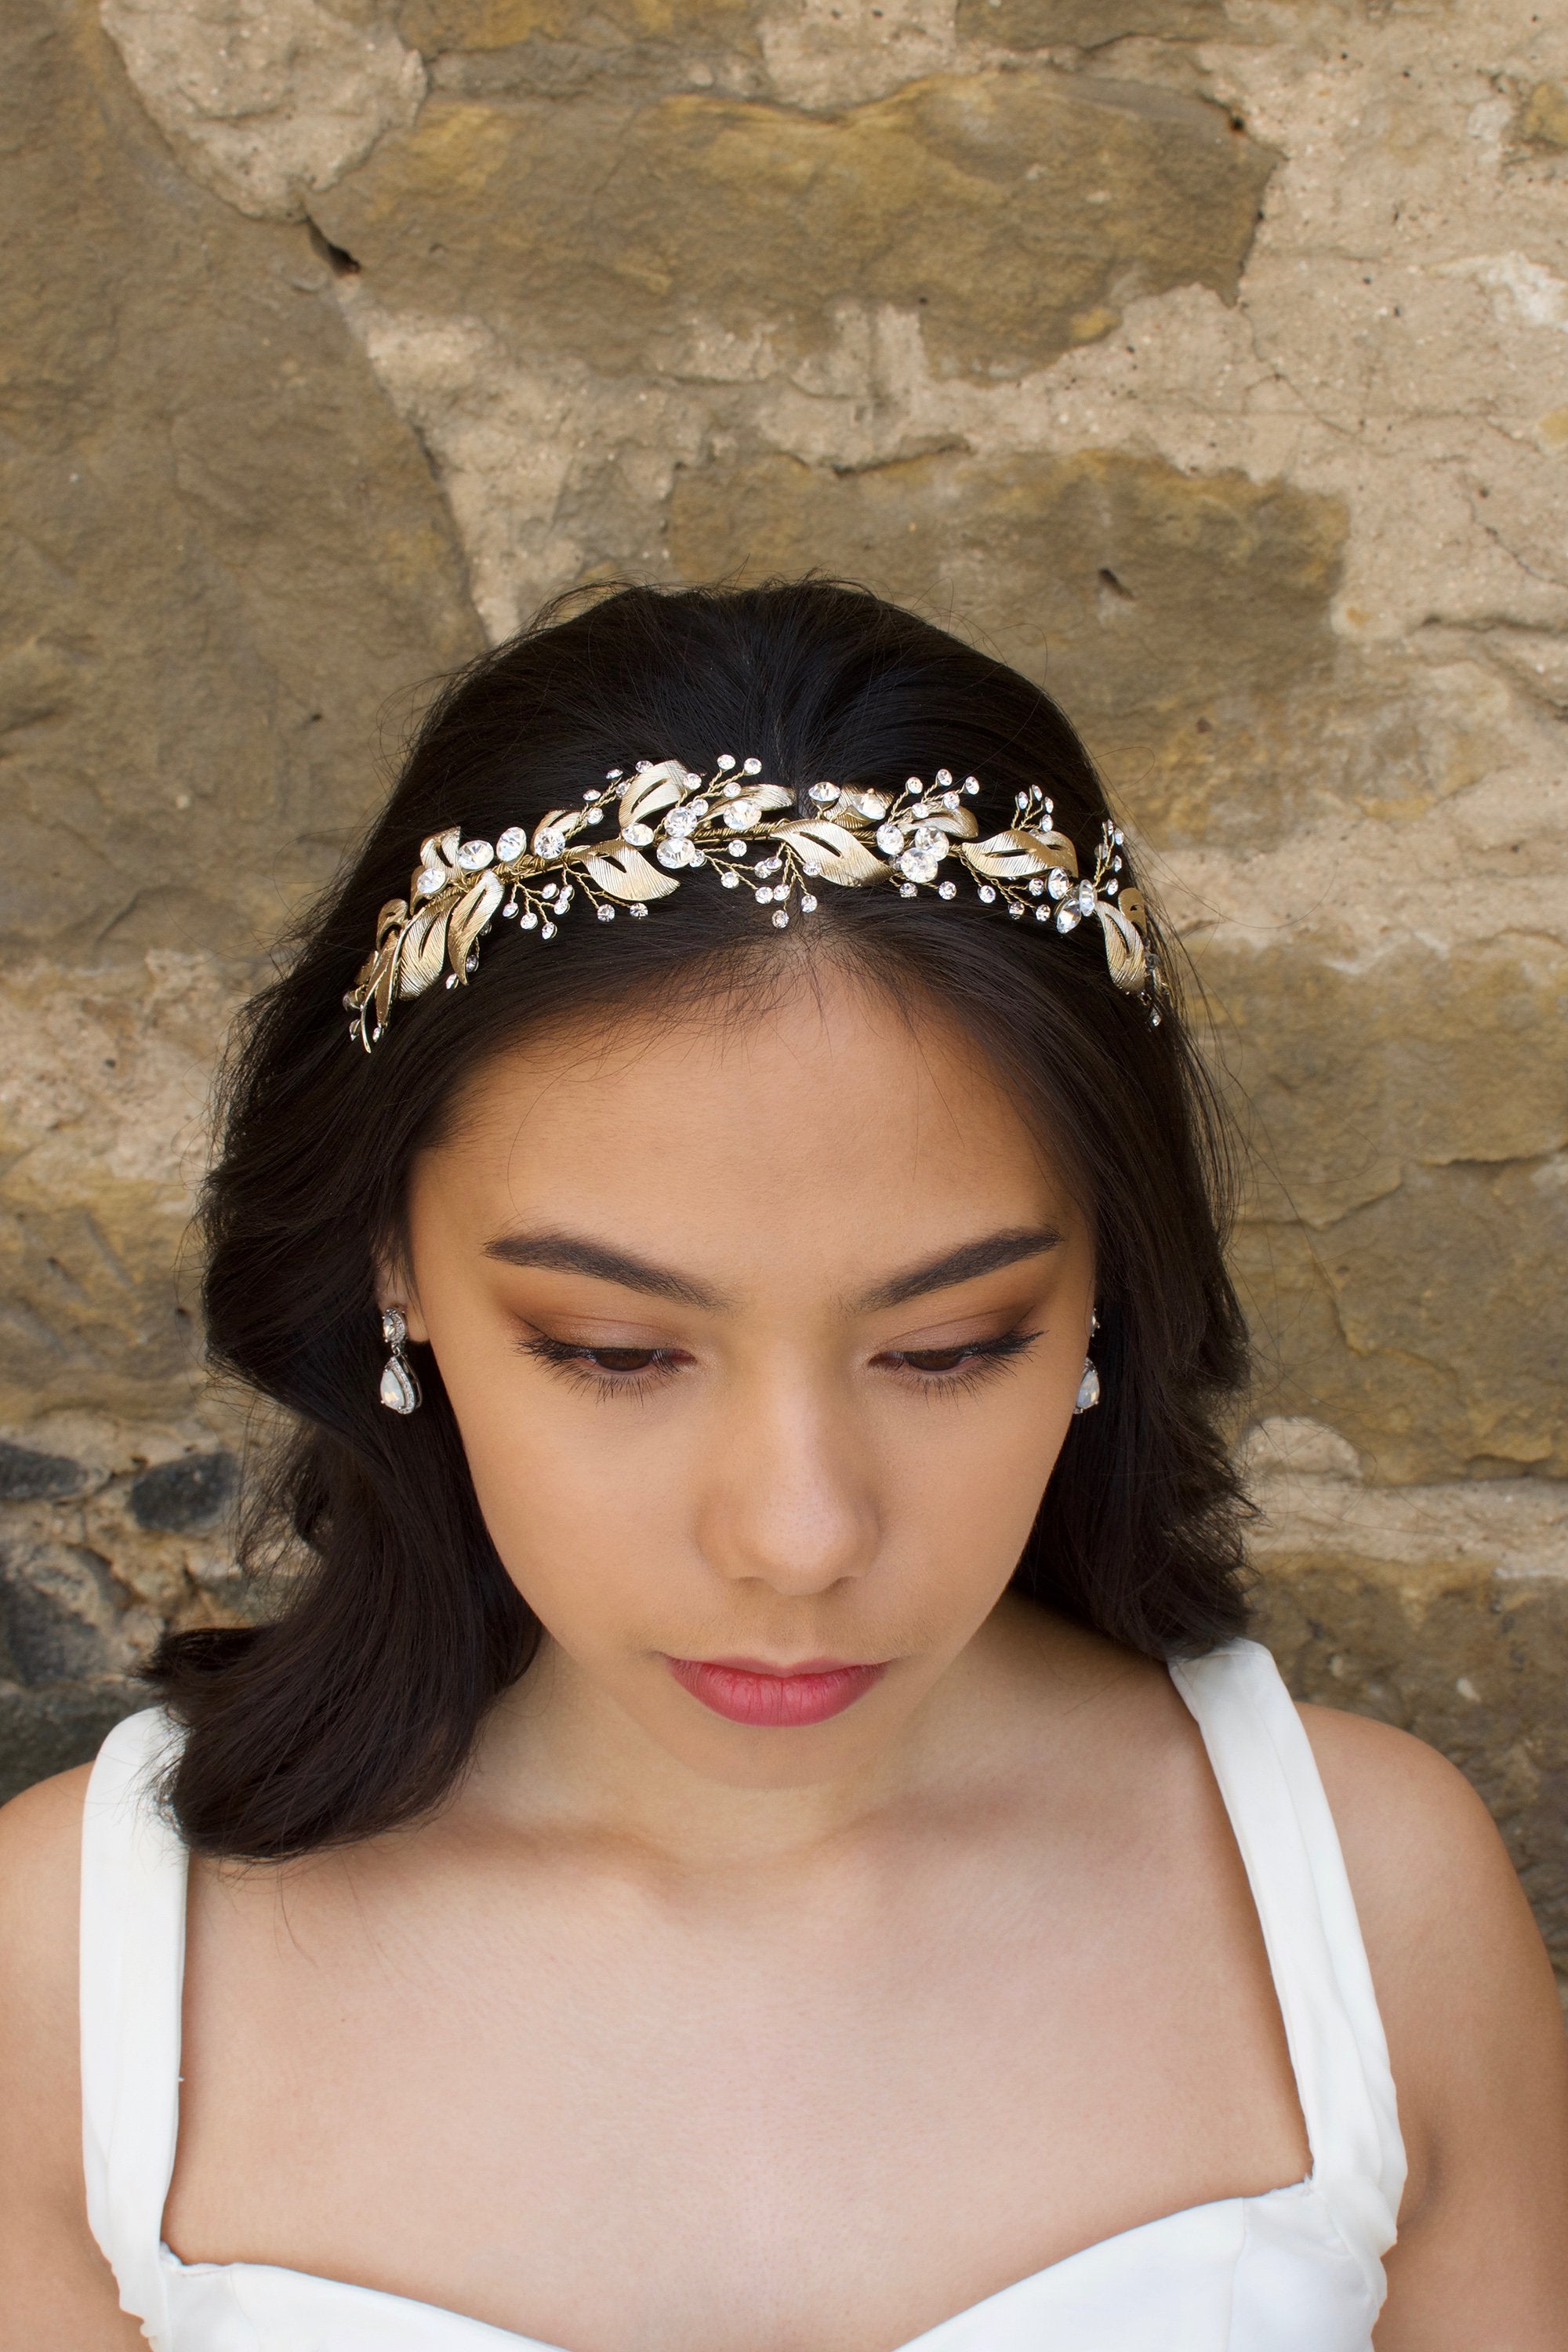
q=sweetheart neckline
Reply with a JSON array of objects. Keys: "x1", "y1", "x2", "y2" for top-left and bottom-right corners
[{"x1": 159, "y1": 2172, "x2": 1322, "y2": 2350}]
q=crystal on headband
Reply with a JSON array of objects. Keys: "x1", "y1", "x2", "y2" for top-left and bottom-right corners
[{"x1": 343, "y1": 763, "x2": 1160, "y2": 1051}]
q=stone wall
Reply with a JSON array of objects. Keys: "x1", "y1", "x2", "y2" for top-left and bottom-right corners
[{"x1": 3, "y1": 0, "x2": 1564, "y2": 1977}]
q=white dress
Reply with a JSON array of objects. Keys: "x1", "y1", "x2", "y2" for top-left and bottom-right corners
[{"x1": 80, "y1": 1639, "x2": 1405, "y2": 2350}]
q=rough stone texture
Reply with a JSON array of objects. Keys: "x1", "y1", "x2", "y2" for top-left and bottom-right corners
[
  {"x1": 0, "y1": 1406, "x2": 267, "y2": 1796},
  {"x1": 1246, "y1": 1430, "x2": 1568, "y2": 1983},
  {"x1": 313, "y1": 71, "x2": 1275, "y2": 383},
  {"x1": 0, "y1": 1680, "x2": 148, "y2": 1809},
  {"x1": 0, "y1": 955, "x2": 236, "y2": 1421},
  {"x1": 2, "y1": 0, "x2": 1565, "y2": 1980},
  {"x1": 2, "y1": 0, "x2": 481, "y2": 964},
  {"x1": 0, "y1": 0, "x2": 480, "y2": 1779},
  {"x1": 667, "y1": 448, "x2": 1348, "y2": 844},
  {"x1": 964, "y1": 0, "x2": 1228, "y2": 42},
  {"x1": 129, "y1": 1450, "x2": 239, "y2": 1532},
  {"x1": 0, "y1": 1440, "x2": 97, "y2": 1503},
  {"x1": 99, "y1": 0, "x2": 427, "y2": 218}
]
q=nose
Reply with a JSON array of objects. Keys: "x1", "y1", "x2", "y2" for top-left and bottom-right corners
[{"x1": 697, "y1": 1367, "x2": 880, "y2": 1597}]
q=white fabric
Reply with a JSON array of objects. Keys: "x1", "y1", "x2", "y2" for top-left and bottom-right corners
[{"x1": 79, "y1": 1639, "x2": 1405, "y2": 2350}]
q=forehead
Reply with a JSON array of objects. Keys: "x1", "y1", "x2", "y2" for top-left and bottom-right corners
[{"x1": 415, "y1": 962, "x2": 1071, "y2": 1261}]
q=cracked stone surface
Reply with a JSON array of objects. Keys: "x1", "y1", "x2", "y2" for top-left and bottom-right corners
[
  {"x1": 99, "y1": 0, "x2": 427, "y2": 218},
  {"x1": 1245, "y1": 1430, "x2": 1568, "y2": 1983},
  {"x1": 2, "y1": 0, "x2": 480, "y2": 959},
  {"x1": 0, "y1": 953, "x2": 238, "y2": 1421},
  {"x1": 4, "y1": 0, "x2": 1566, "y2": 1972}
]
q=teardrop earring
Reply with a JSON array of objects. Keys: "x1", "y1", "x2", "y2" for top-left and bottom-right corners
[
  {"x1": 379, "y1": 1307, "x2": 422, "y2": 1414},
  {"x1": 1073, "y1": 1308, "x2": 1102, "y2": 1415}
]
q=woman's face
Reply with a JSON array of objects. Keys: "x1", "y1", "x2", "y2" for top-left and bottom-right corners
[{"x1": 397, "y1": 961, "x2": 1096, "y2": 1788}]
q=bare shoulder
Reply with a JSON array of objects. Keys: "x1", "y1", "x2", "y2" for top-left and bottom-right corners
[
  {"x1": 1296, "y1": 1699, "x2": 1515, "y2": 1907},
  {"x1": 0, "y1": 1764, "x2": 95, "y2": 2183},
  {"x1": 0, "y1": 1764, "x2": 143, "y2": 2347},
  {"x1": 0, "y1": 1761, "x2": 94, "y2": 2028},
  {"x1": 1294, "y1": 1700, "x2": 1544, "y2": 1990}
]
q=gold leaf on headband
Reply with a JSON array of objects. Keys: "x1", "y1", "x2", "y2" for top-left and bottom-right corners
[
  {"x1": 397, "y1": 902, "x2": 452, "y2": 996},
  {"x1": 447, "y1": 871, "x2": 506, "y2": 977},
  {"x1": 358, "y1": 938, "x2": 398, "y2": 1033},
  {"x1": 965, "y1": 829, "x2": 1066, "y2": 880},
  {"x1": 617, "y1": 761, "x2": 691, "y2": 834},
  {"x1": 345, "y1": 768, "x2": 1164, "y2": 1052},
  {"x1": 584, "y1": 848, "x2": 681, "y2": 902},
  {"x1": 774, "y1": 822, "x2": 888, "y2": 884},
  {"x1": 532, "y1": 807, "x2": 586, "y2": 858},
  {"x1": 909, "y1": 805, "x2": 979, "y2": 840},
  {"x1": 1094, "y1": 902, "x2": 1147, "y2": 990},
  {"x1": 418, "y1": 828, "x2": 459, "y2": 875}
]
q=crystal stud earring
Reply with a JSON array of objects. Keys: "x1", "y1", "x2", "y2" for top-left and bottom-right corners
[
  {"x1": 379, "y1": 1307, "x2": 421, "y2": 1414},
  {"x1": 1073, "y1": 1308, "x2": 1102, "y2": 1415}
]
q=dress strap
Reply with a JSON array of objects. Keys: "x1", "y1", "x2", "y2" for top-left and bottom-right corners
[
  {"x1": 1169, "y1": 1641, "x2": 1406, "y2": 2267},
  {"x1": 80, "y1": 1705, "x2": 190, "y2": 2345}
]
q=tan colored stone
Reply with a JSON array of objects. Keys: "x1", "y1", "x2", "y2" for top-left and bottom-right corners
[
  {"x1": 956, "y1": 0, "x2": 1229, "y2": 49},
  {"x1": 1192, "y1": 935, "x2": 1568, "y2": 1227},
  {"x1": 99, "y1": 0, "x2": 426, "y2": 219},
  {"x1": 314, "y1": 69, "x2": 1276, "y2": 379},
  {"x1": 1235, "y1": 1153, "x2": 1568, "y2": 1486},
  {"x1": 1516, "y1": 79, "x2": 1568, "y2": 152},
  {"x1": 1250, "y1": 1486, "x2": 1568, "y2": 1985},
  {"x1": 668, "y1": 447, "x2": 1346, "y2": 844},
  {"x1": 0, "y1": 956, "x2": 238, "y2": 1420},
  {"x1": 2, "y1": 0, "x2": 481, "y2": 963},
  {"x1": 397, "y1": 0, "x2": 758, "y2": 52},
  {"x1": 754, "y1": 0, "x2": 958, "y2": 111},
  {"x1": 1244, "y1": 1454, "x2": 1568, "y2": 1582}
]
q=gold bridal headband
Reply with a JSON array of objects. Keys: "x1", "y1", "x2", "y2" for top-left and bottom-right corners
[{"x1": 345, "y1": 758, "x2": 1161, "y2": 1051}]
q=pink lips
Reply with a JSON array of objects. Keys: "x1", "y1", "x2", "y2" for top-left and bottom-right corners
[{"x1": 666, "y1": 1655, "x2": 887, "y2": 1727}]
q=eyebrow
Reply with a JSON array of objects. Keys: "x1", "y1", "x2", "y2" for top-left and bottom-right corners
[
  {"x1": 480, "y1": 1222, "x2": 1062, "y2": 1317},
  {"x1": 854, "y1": 1225, "x2": 1063, "y2": 1312},
  {"x1": 481, "y1": 1229, "x2": 726, "y2": 1310}
]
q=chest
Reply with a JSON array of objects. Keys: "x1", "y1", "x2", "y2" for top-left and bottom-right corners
[{"x1": 165, "y1": 1816, "x2": 1310, "y2": 2352}]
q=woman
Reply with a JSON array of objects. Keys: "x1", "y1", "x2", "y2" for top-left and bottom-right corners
[{"x1": 1, "y1": 582, "x2": 1563, "y2": 2350}]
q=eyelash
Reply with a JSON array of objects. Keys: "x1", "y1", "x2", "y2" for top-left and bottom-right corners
[{"x1": 520, "y1": 1327, "x2": 1042, "y2": 1402}]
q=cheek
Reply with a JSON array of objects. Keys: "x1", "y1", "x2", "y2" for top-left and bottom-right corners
[
  {"x1": 441, "y1": 1353, "x2": 699, "y2": 1642},
  {"x1": 886, "y1": 1377, "x2": 1072, "y2": 1599}
]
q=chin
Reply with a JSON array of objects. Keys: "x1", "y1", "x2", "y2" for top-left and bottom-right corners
[
  {"x1": 659, "y1": 1721, "x2": 897, "y2": 1790},
  {"x1": 623, "y1": 1682, "x2": 906, "y2": 1788}
]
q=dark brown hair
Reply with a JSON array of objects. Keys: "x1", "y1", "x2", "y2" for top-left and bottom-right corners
[{"x1": 148, "y1": 579, "x2": 1252, "y2": 1859}]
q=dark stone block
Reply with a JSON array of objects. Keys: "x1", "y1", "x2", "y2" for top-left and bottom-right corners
[
  {"x1": 129, "y1": 1452, "x2": 238, "y2": 1533},
  {"x1": 0, "y1": 1679, "x2": 148, "y2": 1806},
  {"x1": 0, "y1": 1541, "x2": 125, "y2": 1685},
  {"x1": 0, "y1": 1439, "x2": 90, "y2": 1501}
]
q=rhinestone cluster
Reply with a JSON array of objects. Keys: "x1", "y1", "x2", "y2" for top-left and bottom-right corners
[{"x1": 344, "y1": 758, "x2": 1160, "y2": 1050}]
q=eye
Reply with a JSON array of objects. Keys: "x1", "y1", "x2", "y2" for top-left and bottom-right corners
[
  {"x1": 874, "y1": 1328, "x2": 1041, "y2": 1387},
  {"x1": 896, "y1": 1345, "x2": 980, "y2": 1374},
  {"x1": 521, "y1": 1334, "x2": 688, "y2": 1396},
  {"x1": 575, "y1": 1345, "x2": 662, "y2": 1374}
]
